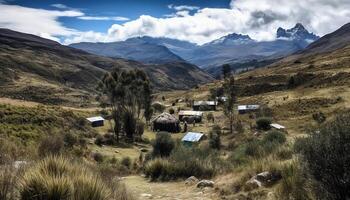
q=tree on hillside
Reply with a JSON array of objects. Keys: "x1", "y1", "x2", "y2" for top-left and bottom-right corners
[
  {"x1": 222, "y1": 64, "x2": 231, "y2": 79},
  {"x1": 223, "y1": 76, "x2": 236, "y2": 135},
  {"x1": 99, "y1": 68, "x2": 152, "y2": 142}
]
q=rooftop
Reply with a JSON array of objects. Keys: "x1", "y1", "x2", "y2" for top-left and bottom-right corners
[
  {"x1": 182, "y1": 132, "x2": 204, "y2": 142},
  {"x1": 86, "y1": 116, "x2": 105, "y2": 122}
]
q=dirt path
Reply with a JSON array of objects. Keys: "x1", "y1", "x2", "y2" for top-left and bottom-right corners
[{"x1": 122, "y1": 176, "x2": 219, "y2": 200}]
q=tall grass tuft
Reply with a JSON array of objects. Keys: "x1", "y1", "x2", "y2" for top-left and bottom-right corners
[{"x1": 20, "y1": 156, "x2": 132, "y2": 200}]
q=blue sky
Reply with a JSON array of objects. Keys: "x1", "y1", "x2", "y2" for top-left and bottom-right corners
[
  {"x1": 4, "y1": 0, "x2": 230, "y2": 32},
  {"x1": 0, "y1": 0, "x2": 350, "y2": 44}
]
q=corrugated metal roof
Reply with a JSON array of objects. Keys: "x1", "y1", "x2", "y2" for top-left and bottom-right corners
[
  {"x1": 193, "y1": 101, "x2": 217, "y2": 106},
  {"x1": 271, "y1": 123, "x2": 285, "y2": 129},
  {"x1": 86, "y1": 116, "x2": 105, "y2": 122},
  {"x1": 182, "y1": 132, "x2": 204, "y2": 142},
  {"x1": 237, "y1": 105, "x2": 260, "y2": 110},
  {"x1": 178, "y1": 110, "x2": 203, "y2": 116}
]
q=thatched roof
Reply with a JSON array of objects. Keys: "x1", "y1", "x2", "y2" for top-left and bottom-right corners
[{"x1": 152, "y1": 112, "x2": 179, "y2": 124}]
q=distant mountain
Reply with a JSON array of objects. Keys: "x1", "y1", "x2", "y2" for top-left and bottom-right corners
[
  {"x1": 301, "y1": 22, "x2": 350, "y2": 54},
  {"x1": 277, "y1": 23, "x2": 319, "y2": 42},
  {"x1": 204, "y1": 33, "x2": 254, "y2": 46},
  {"x1": 0, "y1": 29, "x2": 213, "y2": 105},
  {"x1": 70, "y1": 37, "x2": 187, "y2": 64},
  {"x1": 195, "y1": 23, "x2": 319, "y2": 76}
]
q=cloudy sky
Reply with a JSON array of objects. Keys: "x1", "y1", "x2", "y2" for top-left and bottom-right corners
[{"x1": 1, "y1": 0, "x2": 350, "y2": 45}]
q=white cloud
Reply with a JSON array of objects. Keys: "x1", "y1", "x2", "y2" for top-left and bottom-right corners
[
  {"x1": 78, "y1": 16, "x2": 129, "y2": 21},
  {"x1": 0, "y1": 4, "x2": 83, "y2": 40},
  {"x1": 51, "y1": 3, "x2": 69, "y2": 9},
  {"x1": 168, "y1": 4, "x2": 200, "y2": 11},
  {"x1": 65, "y1": 0, "x2": 350, "y2": 45}
]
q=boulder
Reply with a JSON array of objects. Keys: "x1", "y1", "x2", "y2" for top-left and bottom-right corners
[
  {"x1": 185, "y1": 176, "x2": 199, "y2": 185},
  {"x1": 244, "y1": 178, "x2": 262, "y2": 191},
  {"x1": 197, "y1": 180, "x2": 214, "y2": 188},
  {"x1": 256, "y1": 171, "x2": 281, "y2": 186}
]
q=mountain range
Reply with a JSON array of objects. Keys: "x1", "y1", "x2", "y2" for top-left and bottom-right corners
[
  {"x1": 0, "y1": 28, "x2": 213, "y2": 105},
  {"x1": 70, "y1": 23, "x2": 319, "y2": 76}
]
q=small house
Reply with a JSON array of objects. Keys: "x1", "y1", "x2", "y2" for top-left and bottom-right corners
[
  {"x1": 152, "y1": 112, "x2": 181, "y2": 133},
  {"x1": 182, "y1": 132, "x2": 206, "y2": 147},
  {"x1": 178, "y1": 110, "x2": 203, "y2": 123},
  {"x1": 271, "y1": 123, "x2": 285, "y2": 130},
  {"x1": 86, "y1": 116, "x2": 105, "y2": 127},
  {"x1": 237, "y1": 105, "x2": 260, "y2": 114},
  {"x1": 193, "y1": 101, "x2": 217, "y2": 111}
]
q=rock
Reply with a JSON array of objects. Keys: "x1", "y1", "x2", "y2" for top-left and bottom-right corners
[
  {"x1": 256, "y1": 171, "x2": 282, "y2": 186},
  {"x1": 114, "y1": 150, "x2": 119, "y2": 153},
  {"x1": 185, "y1": 176, "x2": 199, "y2": 185},
  {"x1": 197, "y1": 180, "x2": 214, "y2": 188},
  {"x1": 140, "y1": 148, "x2": 148, "y2": 152},
  {"x1": 244, "y1": 178, "x2": 262, "y2": 191},
  {"x1": 13, "y1": 160, "x2": 27, "y2": 169},
  {"x1": 140, "y1": 193, "x2": 152, "y2": 199}
]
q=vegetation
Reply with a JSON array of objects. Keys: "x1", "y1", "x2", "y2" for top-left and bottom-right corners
[
  {"x1": 99, "y1": 68, "x2": 152, "y2": 142},
  {"x1": 223, "y1": 76, "x2": 237, "y2": 134},
  {"x1": 222, "y1": 64, "x2": 231, "y2": 79},
  {"x1": 256, "y1": 117, "x2": 272, "y2": 130},
  {"x1": 296, "y1": 112, "x2": 350, "y2": 200},
  {"x1": 209, "y1": 125, "x2": 221, "y2": 150},
  {"x1": 151, "y1": 132, "x2": 175, "y2": 157}
]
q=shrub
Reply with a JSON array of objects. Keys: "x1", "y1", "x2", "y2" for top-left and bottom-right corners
[
  {"x1": 206, "y1": 113, "x2": 214, "y2": 123},
  {"x1": 209, "y1": 125, "x2": 221, "y2": 150},
  {"x1": 95, "y1": 135, "x2": 104, "y2": 146},
  {"x1": 121, "y1": 157, "x2": 132, "y2": 169},
  {"x1": 168, "y1": 108, "x2": 175, "y2": 115},
  {"x1": 152, "y1": 103, "x2": 165, "y2": 113},
  {"x1": 277, "y1": 161, "x2": 313, "y2": 200},
  {"x1": 262, "y1": 130, "x2": 286, "y2": 144},
  {"x1": 93, "y1": 152, "x2": 104, "y2": 163},
  {"x1": 296, "y1": 112, "x2": 350, "y2": 199},
  {"x1": 19, "y1": 156, "x2": 134, "y2": 200},
  {"x1": 256, "y1": 117, "x2": 272, "y2": 130},
  {"x1": 135, "y1": 120, "x2": 145, "y2": 138},
  {"x1": 312, "y1": 112, "x2": 326, "y2": 124},
  {"x1": 152, "y1": 132, "x2": 175, "y2": 157},
  {"x1": 122, "y1": 110, "x2": 136, "y2": 140},
  {"x1": 64, "y1": 132, "x2": 78, "y2": 148},
  {"x1": 38, "y1": 135, "x2": 64, "y2": 157}
]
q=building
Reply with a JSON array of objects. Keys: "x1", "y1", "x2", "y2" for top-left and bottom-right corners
[
  {"x1": 86, "y1": 116, "x2": 105, "y2": 127},
  {"x1": 237, "y1": 105, "x2": 260, "y2": 114},
  {"x1": 193, "y1": 101, "x2": 217, "y2": 111},
  {"x1": 182, "y1": 132, "x2": 206, "y2": 147},
  {"x1": 178, "y1": 110, "x2": 203, "y2": 123},
  {"x1": 271, "y1": 123, "x2": 285, "y2": 130},
  {"x1": 152, "y1": 112, "x2": 181, "y2": 133}
]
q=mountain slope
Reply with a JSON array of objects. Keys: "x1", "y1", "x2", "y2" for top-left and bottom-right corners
[
  {"x1": 0, "y1": 29, "x2": 213, "y2": 105},
  {"x1": 301, "y1": 22, "x2": 350, "y2": 54},
  {"x1": 70, "y1": 37, "x2": 186, "y2": 64}
]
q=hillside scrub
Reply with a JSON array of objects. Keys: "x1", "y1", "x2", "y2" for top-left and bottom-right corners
[
  {"x1": 256, "y1": 117, "x2": 272, "y2": 130},
  {"x1": 145, "y1": 145, "x2": 227, "y2": 181},
  {"x1": 151, "y1": 132, "x2": 175, "y2": 157},
  {"x1": 295, "y1": 112, "x2": 350, "y2": 200}
]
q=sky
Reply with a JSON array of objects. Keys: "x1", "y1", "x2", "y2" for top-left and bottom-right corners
[{"x1": 0, "y1": 0, "x2": 350, "y2": 45}]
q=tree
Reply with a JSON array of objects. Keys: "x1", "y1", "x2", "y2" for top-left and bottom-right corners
[
  {"x1": 99, "y1": 68, "x2": 152, "y2": 142},
  {"x1": 223, "y1": 76, "x2": 236, "y2": 134},
  {"x1": 222, "y1": 64, "x2": 231, "y2": 79}
]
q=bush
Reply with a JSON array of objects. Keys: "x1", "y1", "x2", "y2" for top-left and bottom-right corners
[
  {"x1": 95, "y1": 135, "x2": 104, "y2": 146},
  {"x1": 168, "y1": 108, "x2": 175, "y2": 115},
  {"x1": 296, "y1": 112, "x2": 350, "y2": 199},
  {"x1": 209, "y1": 125, "x2": 221, "y2": 150},
  {"x1": 135, "y1": 120, "x2": 145, "y2": 138},
  {"x1": 206, "y1": 113, "x2": 214, "y2": 123},
  {"x1": 256, "y1": 117, "x2": 272, "y2": 130},
  {"x1": 277, "y1": 161, "x2": 313, "y2": 200},
  {"x1": 0, "y1": 166, "x2": 18, "y2": 200},
  {"x1": 20, "y1": 156, "x2": 134, "y2": 200},
  {"x1": 93, "y1": 152, "x2": 104, "y2": 163},
  {"x1": 262, "y1": 130, "x2": 286, "y2": 144},
  {"x1": 152, "y1": 103, "x2": 165, "y2": 113},
  {"x1": 152, "y1": 132, "x2": 175, "y2": 157},
  {"x1": 121, "y1": 157, "x2": 132, "y2": 169},
  {"x1": 38, "y1": 135, "x2": 64, "y2": 157},
  {"x1": 64, "y1": 132, "x2": 78, "y2": 148},
  {"x1": 312, "y1": 112, "x2": 326, "y2": 124}
]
